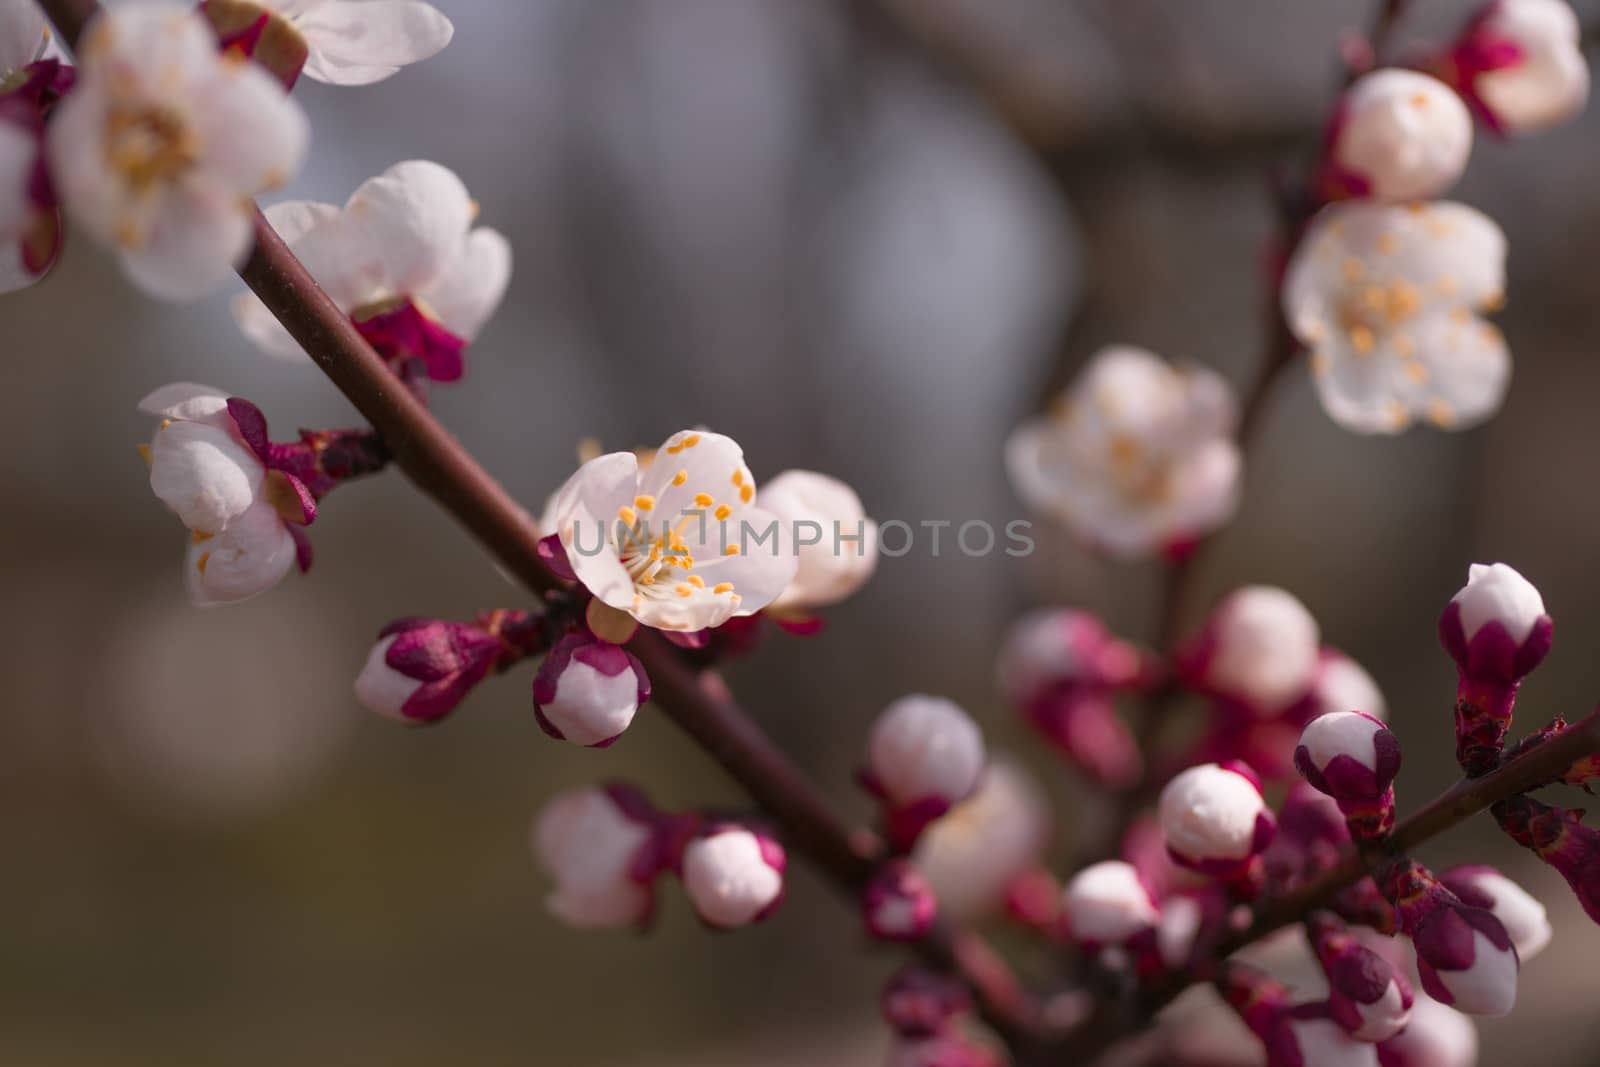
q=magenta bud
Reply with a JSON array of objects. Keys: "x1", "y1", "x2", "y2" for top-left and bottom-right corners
[
  {"x1": 864, "y1": 861, "x2": 938, "y2": 942},
  {"x1": 1380, "y1": 859, "x2": 1518, "y2": 1017},
  {"x1": 1440, "y1": 863, "x2": 1553, "y2": 961},
  {"x1": 352, "y1": 297, "x2": 468, "y2": 383},
  {"x1": 680, "y1": 822, "x2": 786, "y2": 929},
  {"x1": 355, "y1": 615, "x2": 525, "y2": 724},
  {"x1": 1294, "y1": 711, "x2": 1401, "y2": 840},
  {"x1": 1492, "y1": 794, "x2": 1600, "y2": 928},
  {"x1": 880, "y1": 966, "x2": 972, "y2": 1038},
  {"x1": 1309, "y1": 913, "x2": 1414, "y2": 1042},
  {"x1": 996, "y1": 608, "x2": 1145, "y2": 709},
  {"x1": 532, "y1": 633, "x2": 650, "y2": 748},
  {"x1": 1438, "y1": 563, "x2": 1553, "y2": 773}
]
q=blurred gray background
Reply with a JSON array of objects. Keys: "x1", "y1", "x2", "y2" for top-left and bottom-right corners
[{"x1": 4, "y1": 0, "x2": 1600, "y2": 1063}]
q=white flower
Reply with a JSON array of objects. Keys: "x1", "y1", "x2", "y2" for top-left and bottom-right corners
[
  {"x1": 1284, "y1": 201, "x2": 1509, "y2": 434},
  {"x1": 1061, "y1": 860, "x2": 1158, "y2": 945},
  {"x1": 1470, "y1": 0, "x2": 1589, "y2": 133},
  {"x1": 47, "y1": 4, "x2": 308, "y2": 300},
  {"x1": 545, "y1": 430, "x2": 798, "y2": 632},
  {"x1": 1375, "y1": 997, "x2": 1478, "y2": 1067},
  {"x1": 233, "y1": 160, "x2": 511, "y2": 378},
  {"x1": 1451, "y1": 562, "x2": 1546, "y2": 643},
  {"x1": 1006, "y1": 345, "x2": 1241, "y2": 558},
  {"x1": 212, "y1": 0, "x2": 453, "y2": 87},
  {"x1": 867, "y1": 695, "x2": 986, "y2": 809},
  {"x1": 1202, "y1": 586, "x2": 1321, "y2": 715},
  {"x1": 1310, "y1": 650, "x2": 1387, "y2": 722},
  {"x1": 1333, "y1": 70, "x2": 1473, "y2": 202},
  {"x1": 757, "y1": 469, "x2": 879, "y2": 614},
  {"x1": 1442, "y1": 866, "x2": 1553, "y2": 961},
  {"x1": 532, "y1": 787, "x2": 654, "y2": 929},
  {"x1": 680, "y1": 827, "x2": 786, "y2": 928},
  {"x1": 1159, "y1": 762, "x2": 1270, "y2": 866},
  {"x1": 913, "y1": 757, "x2": 1051, "y2": 919},
  {"x1": 1286, "y1": 1016, "x2": 1379, "y2": 1067},
  {"x1": 141, "y1": 383, "x2": 301, "y2": 605}
]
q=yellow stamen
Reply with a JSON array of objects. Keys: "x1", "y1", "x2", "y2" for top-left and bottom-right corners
[
  {"x1": 694, "y1": 493, "x2": 714, "y2": 508},
  {"x1": 682, "y1": 433, "x2": 701, "y2": 448},
  {"x1": 190, "y1": 530, "x2": 213, "y2": 544},
  {"x1": 196, "y1": 551, "x2": 211, "y2": 575},
  {"x1": 618, "y1": 505, "x2": 637, "y2": 526},
  {"x1": 713, "y1": 582, "x2": 735, "y2": 594},
  {"x1": 731, "y1": 470, "x2": 744, "y2": 487},
  {"x1": 672, "y1": 469, "x2": 688, "y2": 486},
  {"x1": 714, "y1": 504, "x2": 732, "y2": 521},
  {"x1": 739, "y1": 485, "x2": 753, "y2": 504},
  {"x1": 634, "y1": 494, "x2": 656, "y2": 512},
  {"x1": 724, "y1": 545, "x2": 740, "y2": 556},
  {"x1": 687, "y1": 575, "x2": 705, "y2": 589},
  {"x1": 675, "y1": 584, "x2": 692, "y2": 597}
]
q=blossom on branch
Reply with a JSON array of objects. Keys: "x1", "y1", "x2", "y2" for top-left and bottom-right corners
[
  {"x1": 233, "y1": 160, "x2": 510, "y2": 384},
  {"x1": 544, "y1": 430, "x2": 797, "y2": 632},
  {"x1": 1308, "y1": 912, "x2": 1414, "y2": 1042},
  {"x1": 757, "y1": 469, "x2": 879, "y2": 620},
  {"x1": 1006, "y1": 345, "x2": 1241, "y2": 559},
  {"x1": 48, "y1": 4, "x2": 307, "y2": 300},
  {"x1": 1491, "y1": 795, "x2": 1600, "y2": 926},
  {"x1": 1061, "y1": 859, "x2": 1159, "y2": 956},
  {"x1": 356, "y1": 610, "x2": 543, "y2": 725},
  {"x1": 1295, "y1": 710, "x2": 1402, "y2": 840},
  {"x1": 531, "y1": 632, "x2": 650, "y2": 747},
  {"x1": 863, "y1": 694, "x2": 987, "y2": 850},
  {"x1": 1326, "y1": 69, "x2": 1474, "y2": 202},
  {"x1": 1159, "y1": 761, "x2": 1276, "y2": 880},
  {"x1": 1284, "y1": 201, "x2": 1509, "y2": 434},
  {"x1": 533, "y1": 784, "x2": 666, "y2": 930},
  {"x1": 199, "y1": 0, "x2": 452, "y2": 89},
  {"x1": 680, "y1": 822, "x2": 786, "y2": 929},
  {"x1": 1376, "y1": 996, "x2": 1477, "y2": 1067},
  {"x1": 1437, "y1": 0, "x2": 1590, "y2": 135},
  {"x1": 1180, "y1": 586, "x2": 1322, "y2": 718},
  {"x1": 1380, "y1": 859, "x2": 1519, "y2": 1017}
]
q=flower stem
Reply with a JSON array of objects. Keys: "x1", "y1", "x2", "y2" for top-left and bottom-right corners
[{"x1": 37, "y1": 0, "x2": 1040, "y2": 1043}]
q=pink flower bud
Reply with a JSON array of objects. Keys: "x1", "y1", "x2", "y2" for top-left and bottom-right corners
[
  {"x1": 1440, "y1": 864, "x2": 1553, "y2": 961},
  {"x1": 880, "y1": 967, "x2": 972, "y2": 1038},
  {"x1": 1182, "y1": 587, "x2": 1321, "y2": 716},
  {"x1": 1376, "y1": 997, "x2": 1478, "y2": 1067},
  {"x1": 1438, "y1": 563, "x2": 1552, "y2": 772},
  {"x1": 1491, "y1": 794, "x2": 1600, "y2": 927},
  {"x1": 680, "y1": 824, "x2": 786, "y2": 929},
  {"x1": 864, "y1": 695, "x2": 986, "y2": 848},
  {"x1": 1159, "y1": 762, "x2": 1277, "y2": 875},
  {"x1": 354, "y1": 616, "x2": 512, "y2": 724},
  {"x1": 1156, "y1": 893, "x2": 1207, "y2": 970},
  {"x1": 1309, "y1": 913, "x2": 1415, "y2": 1042},
  {"x1": 533, "y1": 785, "x2": 663, "y2": 929},
  {"x1": 1442, "y1": 0, "x2": 1589, "y2": 135},
  {"x1": 1295, "y1": 711, "x2": 1402, "y2": 839},
  {"x1": 1381, "y1": 860, "x2": 1519, "y2": 1017},
  {"x1": 1329, "y1": 70, "x2": 1473, "y2": 202},
  {"x1": 996, "y1": 608, "x2": 1143, "y2": 707},
  {"x1": 531, "y1": 633, "x2": 650, "y2": 747},
  {"x1": 1218, "y1": 966, "x2": 1380, "y2": 1067},
  {"x1": 864, "y1": 861, "x2": 938, "y2": 942},
  {"x1": 1061, "y1": 860, "x2": 1159, "y2": 951}
]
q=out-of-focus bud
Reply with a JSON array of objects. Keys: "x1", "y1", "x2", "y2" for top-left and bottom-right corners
[
  {"x1": 1441, "y1": 0, "x2": 1589, "y2": 134},
  {"x1": 680, "y1": 823, "x2": 786, "y2": 929},
  {"x1": 1328, "y1": 69, "x2": 1473, "y2": 201},
  {"x1": 1181, "y1": 587, "x2": 1321, "y2": 717},
  {"x1": 1061, "y1": 860, "x2": 1159, "y2": 953},
  {"x1": 1438, "y1": 563, "x2": 1553, "y2": 773},
  {"x1": 531, "y1": 633, "x2": 650, "y2": 747},
  {"x1": 1217, "y1": 965, "x2": 1381, "y2": 1067},
  {"x1": 356, "y1": 611, "x2": 540, "y2": 724},
  {"x1": 996, "y1": 609, "x2": 1145, "y2": 786},
  {"x1": 864, "y1": 695, "x2": 987, "y2": 849},
  {"x1": 1295, "y1": 711, "x2": 1402, "y2": 839},
  {"x1": 864, "y1": 861, "x2": 939, "y2": 942},
  {"x1": 914, "y1": 757, "x2": 1051, "y2": 920},
  {"x1": 1156, "y1": 893, "x2": 1208, "y2": 971},
  {"x1": 885, "y1": 1034, "x2": 1002, "y2": 1067},
  {"x1": 758, "y1": 469, "x2": 879, "y2": 617},
  {"x1": 1491, "y1": 794, "x2": 1600, "y2": 926},
  {"x1": 1309, "y1": 913, "x2": 1415, "y2": 1042},
  {"x1": 1440, "y1": 864, "x2": 1553, "y2": 961},
  {"x1": 1376, "y1": 996, "x2": 1479, "y2": 1067},
  {"x1": 880, "y1": 966, "x2": 972, "y2": 1038},
  {"x1": 1159, "y1": 762, "x2": 1277, "y2": 877},
  {"x1": 1308, "y1": 649, "x2": 1389, "y2": 723},
  {"x1": 1381, "y1": 860, "x2": 1519, "y2": 1016},
  {"x1": 532, "y1": 784, "x2": 663, "y2": 929}
]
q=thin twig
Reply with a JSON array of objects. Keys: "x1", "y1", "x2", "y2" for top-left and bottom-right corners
[{"x1": 34, "y1": 0, "x2": 1040, "y2": 1042}]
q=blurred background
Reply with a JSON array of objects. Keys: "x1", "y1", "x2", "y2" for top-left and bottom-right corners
[{"x1": 5, "y1": 0, "x2": 1600, "y2": 1062}]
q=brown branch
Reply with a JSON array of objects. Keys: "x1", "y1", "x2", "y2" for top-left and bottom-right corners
[{"x1": 35, "y1": 0, "x2": 1041, "y2": 1043}]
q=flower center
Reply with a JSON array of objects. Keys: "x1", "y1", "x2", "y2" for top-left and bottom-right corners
[{"x1": 103, "y1": 105, "x2": 198, "y2": 192}]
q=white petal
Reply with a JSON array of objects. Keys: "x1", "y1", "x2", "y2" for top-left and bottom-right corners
[
  {"x1": 417, "y1": 227, "x2": 511, "y2": 340},
  {"x1": 343, "y1": 159, "x2": 472, "y2": 293},
  {"x1": 1159, "y1": 763, "x2": 1266, "y2": 862},
  {"x1": 867, "y1": 695, "x2": 986, "y2": 807},
  {"x1": 1336, "y1": 70, "x2": 1473, "y2": 202},
  {"x1": 138, "y1": 382, "x2": 234, "y2": 425},
  {"x1": 675, "y1": 504, "x2": 798, "y2": 618},
  {"x1": 185, "y1": 499, "x2": 297, "y2": 606},
  {"x1": 541, "y1": 657, "x2": 640, "y2": 747},
  {"x1": 0, "y1": 0, "x2": 48, "y2": 77},
  {"x1": 761, "y1": 470, "x2": 878, "y2": 612},
  {"x1": 118, "y1": 180, "x2": 253, "y2": 301},
  {"x1": 231, "y1": 291, "x2": 311, "y2": 362},
  {"x1": 191, "y1": 58, "x2": 311, "y2": 195},
  {"x1": 149, "y1": 419, "x2": 264, "y2": 533},
  {"x1": 295, "y1": 0, "x2": 453, "y2": 86},
  {"x1": 239, "y1": 203, "x2": 345, "y2": 359},
  {"x1": 1478, "y1": 0, "x2": 1590, "y2": 132},
  {"x1": 44, "y1": 77, "x2": 124, "y2": 242},
  {"x1": 353, "y1": 634, "x2": 423, "y2": 720},
  {"x1": 682, "y1": 830, "x2": 782, "y2": 927}
]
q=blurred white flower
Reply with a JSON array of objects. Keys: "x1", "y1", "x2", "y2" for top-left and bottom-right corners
[
  {"x1": 533, "y1": 786, "x2": 656, "y2": 929},
  {"x1": 202, "y1": 0, "x2": 453, "y2": 88},
  {"x1": 867, "y1": 694, "x2": 986, "y2": 811},
  {"x1": 1192, "y1": 586, "x2": 1322, "y2": 716},
  {"x1": 1331, "y1": 69, "x2": 1473, "y2": 201},
  {"x1": 1061, "y1": 860, "x2": 1159, "y2": 947},
  {"x1": 1284, "y1": 201, "x2": 1509, "y2": 434},
  {"x1": 233, "y1": 160, "x2": 510, "y2": 382},
  {"x1": 545, "y1": 431, "x2": 797, "y2": 632},
  {"x1": 1456, "y1": 0, "x2": 1589, "y2": 134},
  {"x1": 140, "y1": 383, "x2": 304, "y2": 605},
  {"x1": 913, "y1": 756, "x2": 1051, "y2": 919},
  {"x1": 681, "y1": 825, "x2": 786, "y2": 929},
  {"x1": 47, "y1": 4, "x2": 307, "y2": 300},
  {"x1": 758, "y1": 469, "x2": 879, "y2": 615},
  {"x1": 1007, "y1": 345, "x2": 1240, "y2": 558}
]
